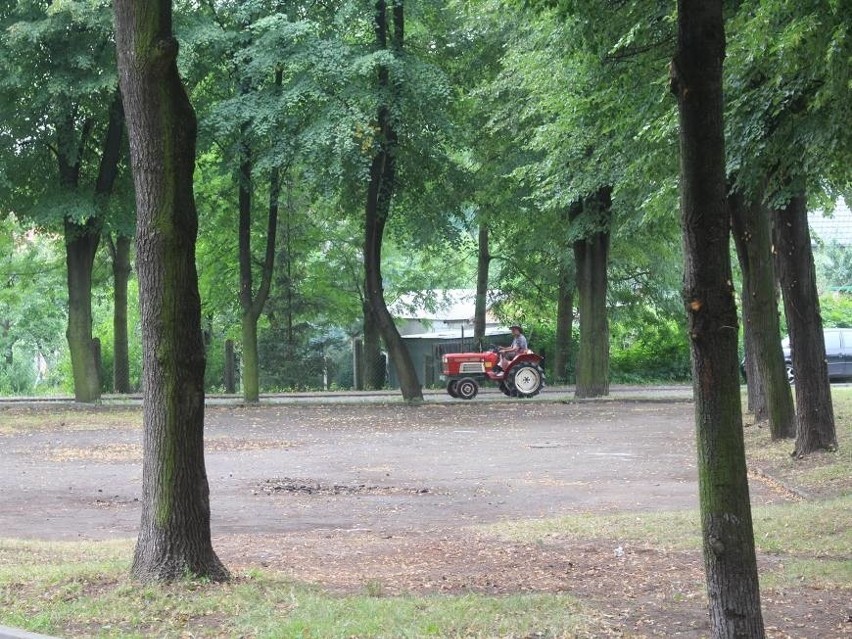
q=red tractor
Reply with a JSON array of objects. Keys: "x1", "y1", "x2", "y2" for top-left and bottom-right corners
[{"x1": 441, "y1": 347, "x2": 545, "y2": 400}]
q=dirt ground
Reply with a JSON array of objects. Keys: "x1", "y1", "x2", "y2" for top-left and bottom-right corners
[{"x1": 1, "y1": 399, "x2": 849, "y2": 638}]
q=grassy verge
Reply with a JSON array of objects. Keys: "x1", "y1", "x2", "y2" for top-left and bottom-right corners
[
  {"x1": 488, "y1": 387, "x2": 852, "y2": 595},
  {"x1": 0, "y1": 539, "x2": 594, "y2": 639},
  {"x1": 0, "y1": 407, "x2": 142, "y2": 435},
  {"x1": 743, "y1": 387, "x2": 852, "y2": 496}
]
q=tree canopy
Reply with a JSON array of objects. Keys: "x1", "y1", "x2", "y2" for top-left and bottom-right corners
[{"x1": 0, "y1": 0, "x2": 847, "y2": 399}]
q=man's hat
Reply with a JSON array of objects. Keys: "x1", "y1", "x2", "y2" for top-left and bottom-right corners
[{"x1": 509, "y1": 324, "x2": 522, "y2": 332}]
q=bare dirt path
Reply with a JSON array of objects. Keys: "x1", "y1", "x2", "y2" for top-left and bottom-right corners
[
  {"x1": 1, "y1": 399, "x2": 847, "y2": 638},
  {"x1": 2, "y1": 400, "x2": 724, "y2": 540}
]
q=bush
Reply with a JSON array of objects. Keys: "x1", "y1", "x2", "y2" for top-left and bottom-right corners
[
  {"x1": 0, "y1": 353, "x2": 36, "y2": 395},
  {"x1": 820, "y1": 293, "x2": 852, "y2": 328},
  {"x1": 610, "y1": 317, "x2": 691, "y2": 382}
]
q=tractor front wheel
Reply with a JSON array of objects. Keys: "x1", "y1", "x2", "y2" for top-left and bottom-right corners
[
  {"x1": 446, "y1": 379, "x2": 460, "y2": 398},
  {"x1": 455, "y1": 377, "x2": 479, "y2": 400}
]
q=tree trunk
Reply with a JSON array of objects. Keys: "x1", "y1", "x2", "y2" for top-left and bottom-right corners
[
  {"x1": 772, "y1": 193, "x2": 837, "y2": 456},
  {"x1": 238, "y1": 131, "x2": 259, "y2": 402},
  {"x1": 572, "y1": 189, "x2": 611, "y2": 398},
  {"x1": 64, "y1": 217, "x2": 101, "y2": 402},
  {"x1": 742, "y1": 320, "x2": 763, "y2": 415},
  {"x1": 1, "y1": 319, "x2": 12, "y2": 367},
  {"x1": 111, "y1": 235, "x2": 133, "y2": 393},
  {"x1": 474, "y1": 220, "x2": 490, "y2": 350},
  {"x1": 671, "y1": 2, "x2": 765, "y2": 636},
  {"x1": 58, "y1": 109, "x2": 101, "y2": 404},
  {"x1": 730, "y1": 190, "x2": 795, "y2": 439},
  {"x1": 114, "y1": 0, "x2": 227, "y2": 583},
  {"x1": 95, "y1": 93, "x2": 131, "y2": 394},
  {"x1": 238, "y1": 72, "x2": 280, "y2": 404},
  {"x1": 361, "y1": 301, "x2": 385, "y2": 389},
  {"x1": 363, "y1": 0, "x2": 422, "y2": 402},
  {"x1": 553, "y1": 264, "x2": 574, "y2": 384}
]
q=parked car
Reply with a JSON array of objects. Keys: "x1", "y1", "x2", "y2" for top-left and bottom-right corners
[
  {"x1": 744, "y1": 328, "x2": 852, "y2": 383},
  {"x1": 782, "y1": 328, "x2": 852, "y2": 383}
]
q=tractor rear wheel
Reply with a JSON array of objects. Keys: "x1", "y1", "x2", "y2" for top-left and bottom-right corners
[
  {"x1": 455, "y1": 377, "x2": 479, "y2": 400},
  {"x1": 508, "y1": 363, "x2": 544, "y2": 398},
  {"x1": 498, "y1": 380, "x2": 513, "y2": 397}
]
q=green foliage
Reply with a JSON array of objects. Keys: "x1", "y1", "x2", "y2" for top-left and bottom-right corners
[
  {"x1": 0, "y1": 0, "x2": 122, "y2": 224},
  {"x1": 0, "y1": 217, "x2": 67, "y2": 395},
  {"x1": 725, "y1": 0, "x2": 852, "y2": 200},
  {"x1": 819, "y1": 293, "x2": 852, "y2": 328},
  {"x1": 815, "y1": 239, "x2": 852, "y2": 292},
  {"x1": 610, "y1": 315, "x2": 691, "y2": 382},
  {"x1": 92, "y1": 275, "x2": 143, "y2": 393}
]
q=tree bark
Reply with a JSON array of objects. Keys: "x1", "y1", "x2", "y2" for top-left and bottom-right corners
[
  {"x1": 772, "y1": 193, "x2": 837, "y2": 456},
  {"x1": 58, "y1": 111, "x2": 101, "y2": 403},
  {"x1": 572, "y1": 189, "x2": 611, "y2": 398},
  {"x1": 363, "y1": 0, "x2": 422, "y2": 402},
  {"x1": 671, "y1": 2, "x2": 765, "y2": 636},
  {"x1": 730, "y1": 190, "x2": 795, "y2": 439},
  {"x1": 553, "y1": 264, "x2": 574, "y2": 384},
  {"x1": 64, "y1": 216, "x2": 101, "y2": 403},
  {"x1": 474, "y1": 220, "x2": 490, "y2": 350},
  {"x1": 110, "y1": 234, "x2": 133, "y2": 393},
  {"x1": 97, "y1": 93, "x2": 131, "y2": 395},
  {"x1": 115, "y1": 0, "x2": 227, "y2": 582},
  {"x1": 361, "y1": 301, "x2": 385, "y2": 389}
]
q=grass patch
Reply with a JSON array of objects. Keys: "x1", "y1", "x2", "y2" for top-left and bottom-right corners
[
  {"x1": 743, "y1": 387, "x2": 852, "y2": 498},
  {"x1": 485, "y1": 497, "x2": 850, "y2": 556},
  {"x1": 485, "y1": 388, "x2": 852, "y2": 597},
  {"x1": 0, "y1": 407, "x2": 142, "y2": 435},
  {"x1": 0, "y1": 539, "x2": 596, "y2": 639}
]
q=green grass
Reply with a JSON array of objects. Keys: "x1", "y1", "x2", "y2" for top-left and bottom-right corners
[
  {"x1": 485, "y1": 496, "x2": 851, "y2": 555},
  {"x1": 743, "y1": 387, "x2": 852, "y2": 496},
  {"x1": 0, "y1": 539, "x2": 593, "y2": 638}
]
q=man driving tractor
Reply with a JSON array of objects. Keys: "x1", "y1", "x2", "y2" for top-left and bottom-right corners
[{"x1": 498, "y1": 324, "x2": 527, "y2": 369}]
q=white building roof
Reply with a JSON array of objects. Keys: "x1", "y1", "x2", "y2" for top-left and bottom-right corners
[
  {"x1": 389, "y1": 289, "x2": 501, "y2": 322},
  {"x1": 810, "y1": 198, "x2": 852, "y2": 246},
  {"x1": 401, "y1": 326, "x2": 511, "y2": 340}
]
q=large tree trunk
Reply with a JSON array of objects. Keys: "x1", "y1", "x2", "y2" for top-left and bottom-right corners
[
  {"x1": 671, "y1": 2, "x2": 765, "y2": 636},
  {"x1": 553, "y1": 264, "x2": 574, "y2": 384},
  {"x1": 572, "y1": 188, "x2": 611, "y2": 399},
  {"x1": 110, "y1": 234, "x2": 133, "y2": 393},
  {"x1": 115, "y1": 0, "x2": 227, "y2": 582},
  {"x1": 772, "y1": 193, "x2": 837, "y2": 456},
  {"x1": 730, "y1": 190, "x2": 795, "y2": 439},
  {"x1": 473, "y1": 220, "x2": 490, "y2": 350},
  {"x1": 363, "y1": 0, "x2": 422, "y2": 402},
  {"x1": 64, "y1": 217, "x2": 101, "y2": 402}
]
